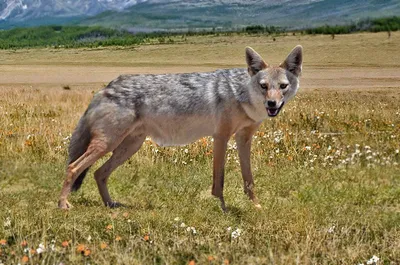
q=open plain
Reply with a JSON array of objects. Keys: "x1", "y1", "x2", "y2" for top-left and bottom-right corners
[{"x1": 0, "y1": 32, "x2": 399, "y2": 264}]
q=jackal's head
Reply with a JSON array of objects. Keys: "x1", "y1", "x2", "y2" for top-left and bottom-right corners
[{"x1": 245, "y1": 45, "x2": 303, "y2": 117}]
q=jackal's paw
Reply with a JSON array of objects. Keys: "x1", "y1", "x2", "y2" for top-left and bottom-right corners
[
  {"x1": 220, "y1": 203, "x2": 227, "y2": 213},
  {"x1": 254, "y1": 203, "x2": 262, "y2": 209},
  {"x1": 106, "y1": 201, "x2": 124, "y2": 208},
  {"x1": 58, "y1": 200, "x2": 73, "y2": 209}
]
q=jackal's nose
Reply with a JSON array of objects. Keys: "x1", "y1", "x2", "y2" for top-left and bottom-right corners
[{"x1": 267, "y1": 100, "x2": 277, "y2": 108}]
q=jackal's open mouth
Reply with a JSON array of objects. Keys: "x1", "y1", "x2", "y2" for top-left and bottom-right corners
[{"x1": 266, "y1": 102, "x2": 285, "y2": 117}]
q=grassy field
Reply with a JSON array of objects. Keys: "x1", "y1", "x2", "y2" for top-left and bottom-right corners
[{"x1": 0, "y1": 32, "x2": 399, "y2": 264}]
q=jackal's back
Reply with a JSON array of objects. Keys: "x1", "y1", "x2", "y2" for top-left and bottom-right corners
[{"x1": 100, "y1": 68, "x2": 251, "y2": 116}]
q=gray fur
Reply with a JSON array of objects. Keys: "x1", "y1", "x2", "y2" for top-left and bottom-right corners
[{"x1": 102, "y1": 68, "x2": 250, "y2": 115}]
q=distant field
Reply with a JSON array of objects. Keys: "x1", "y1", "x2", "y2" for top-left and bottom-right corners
[{"x1": 0, "y1": 32, "x2": 399, "y2": 264}]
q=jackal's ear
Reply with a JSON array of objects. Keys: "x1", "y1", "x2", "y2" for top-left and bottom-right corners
[
  {"x1": 280, "y1": 45, "x2": 303, "y2": 77},
  {"x1": 245, "y1": 47, "x2": 268, "y2": 76}
]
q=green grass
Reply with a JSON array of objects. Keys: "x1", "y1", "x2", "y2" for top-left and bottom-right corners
[{"x1": 0, "y1": 85, "x2": 399, "y2": 264}]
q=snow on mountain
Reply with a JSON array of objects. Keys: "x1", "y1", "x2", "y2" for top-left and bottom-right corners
[
  {"x1": 0, "y1": 0, "x2": 147, "y2": 21},
  {"x1": 0, "y1": 0, "x2": 25, "y2": 20}
]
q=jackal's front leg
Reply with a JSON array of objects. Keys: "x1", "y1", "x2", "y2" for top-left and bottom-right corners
[
  {"x1": 235, "y1": 123, "x2": 262, "y2": 209},
  {"x1": 212, "y1": 135, "x2": 229, "y2": 212}
]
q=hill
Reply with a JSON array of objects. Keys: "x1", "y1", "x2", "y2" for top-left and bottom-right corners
[{"x1": 1, "y1": 0, "x2": 400, "y2": 30}]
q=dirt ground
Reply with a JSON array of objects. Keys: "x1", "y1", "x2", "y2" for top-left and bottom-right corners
[{"x1": 0, "y1": 32, "x2": 399, "y2": 91}]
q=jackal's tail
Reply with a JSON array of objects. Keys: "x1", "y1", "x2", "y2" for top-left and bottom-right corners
[{"x1": 68, "y1": 115, "x2": 91, "y2": 192}]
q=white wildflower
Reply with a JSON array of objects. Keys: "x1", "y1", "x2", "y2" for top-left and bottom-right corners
[
  {"x1": 184, "y1": 148, "x2": 189, "y2": 153},
  {"x1": 87, "y1": 235, "x2": 92, "y2": 242},
  {"x1": 180, "y1": 222, "x2": 186, "y2": 228},
  {"x1": 327, "y1": 225, "x2": 335, "y2": 233},
  {"x1": 174, "y1": 217, "x2": 180, "y2": 222},
  {"x1": 186, "y1": 227, "x2": 197, "y2": 235},
  {"x1": 3, "y1": 217, "x2": 11, "y2": 228},
  {"x1": 366, "y1": 255, "x2": 380, "y2": 265},
  {"x1": 227, "y1": 227, "x2": 232, "y2": 232},
  {"x1": 305, "y1": 146, "x2": 311, "y2": 151},
  {"x1": 36, "y1": 243, "x2": 45, "y2": 254},
  {"x1": 228, "y1": 143, "x2": 237, "y2": 150},
  {"x1": 231, "y1": 228, "x2": 242, "y2": 239}
]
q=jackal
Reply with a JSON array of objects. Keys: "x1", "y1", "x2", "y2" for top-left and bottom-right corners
[{"x1": 59, "y1": 45, "x2": 303, "y2": 211}]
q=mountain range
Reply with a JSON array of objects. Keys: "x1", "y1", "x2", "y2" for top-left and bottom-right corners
[{"x1": 1, "y1": 0, "x2": 399, "y2": 30}]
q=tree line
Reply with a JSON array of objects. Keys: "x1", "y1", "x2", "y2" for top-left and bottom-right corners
[{"x1": 0, "y1": 16, "x2": 398, "y2": 49}]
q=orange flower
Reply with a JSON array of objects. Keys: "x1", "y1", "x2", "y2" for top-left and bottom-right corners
[
  {"x1": 207, "y1": 256, "x2": 214, "y2": 261},
  {"x1": 30, "y1": 249, "x2": 36, "y2": 255},
  {"x1": 115, "y1": 236, "x2": 122, "y2": 241},
  {"x1": 61, "y1": 241, "x2": 69, "y2": 248},
  {"x1": 20, "y1": 240, "x2": 28, "y2": 247},
  {"x1": 21, "y1": 256, "x2": 29, "y2": 263},
  {"x1": 111, "y1": 212, "x2": 118, "y2": 219},
  {"x1": 0, "y1": 239, "x2": 6, "y2": 245},
  {"x1": 223, "y1": 259, "x2": 230, "y2": 265},
  {"x1": 189, "y1": 260, "x2": 196, "y2": 265},
  {"x1": 143, "y1": 235, "x2": 150, "y2": 242},
  {"x1": 201, "y1": 137, "x2": 208, "y2": 146},
  {"x1": 84, "y1": 249, "x2": 91, "y2": 256},
  {"x1": 106, "y1": 224, "x2": 113, "y2": 230},
  {"x1": 100, "y1": 242, "x2": 108, "y2": 250},
  {"x1": 122, "y1": 212, "x2": 129, "y2": 218},
  {"x1": 76, "y1": 244, "x2": 85, "y2": 253}
]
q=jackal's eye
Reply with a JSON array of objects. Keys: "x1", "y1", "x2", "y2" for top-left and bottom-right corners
[
  {"x1": 280, "y1": 83, "x2": 288, "y2": 89},
  {"x1": 260, "y1": 83, "x2": 268, "y2": 90}
]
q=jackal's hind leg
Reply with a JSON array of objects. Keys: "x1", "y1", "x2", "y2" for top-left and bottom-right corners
[
  {"x1": 58, "y1": 138, "x2": 108, "y2": 209},
  {"x1": 212, "y1": 135, "x2": 229, "y2": 212},
  {"x1": 94, "y1": 133, "x2": 145, "y2": 207}
]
